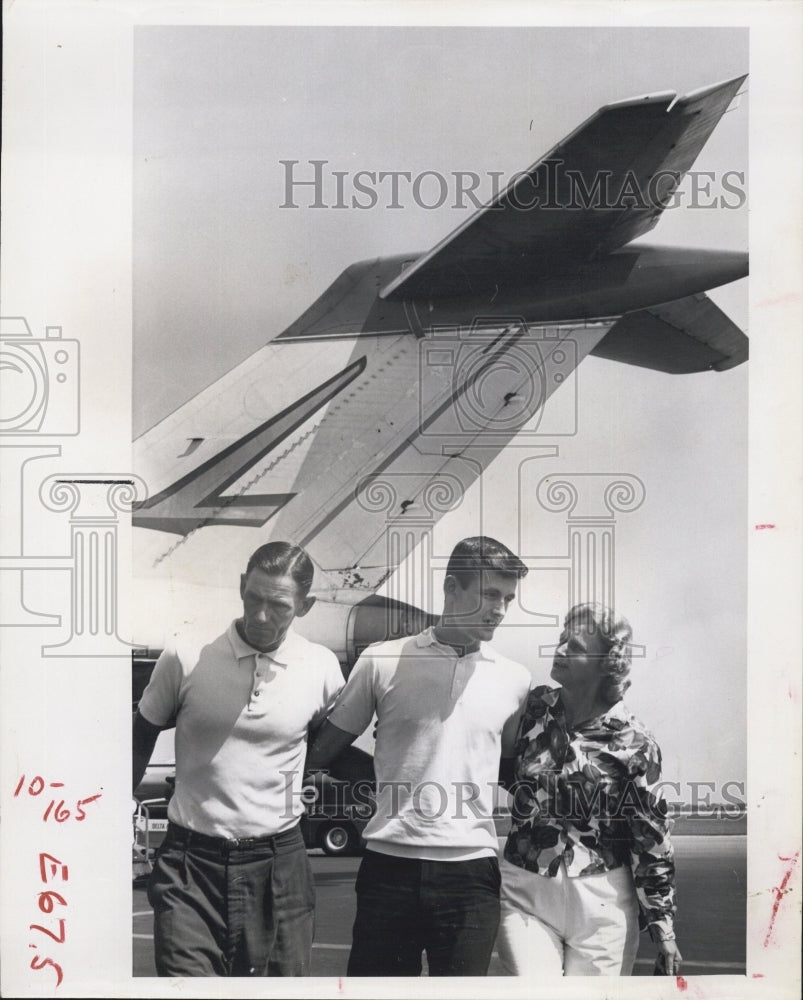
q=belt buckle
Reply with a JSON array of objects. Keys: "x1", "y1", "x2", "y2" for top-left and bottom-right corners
[{"x1": 227, "y1": 835, "x2": 256, "y2": 850}]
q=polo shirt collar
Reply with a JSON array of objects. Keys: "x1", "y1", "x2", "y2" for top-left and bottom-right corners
[
  {"x1": 416, "y1": 625, "x2": 499, "y2": 661},
  {"x1": 227, "y1": 619, "x2": 300, "y2": 666}
]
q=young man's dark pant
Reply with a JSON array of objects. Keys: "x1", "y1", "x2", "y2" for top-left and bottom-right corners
[
  {"x1": 148, "y1": 822, "x2": 315, "y2": 976},
  {"x1": 347, "y1": 850, "x2": 501, "y2": 976}
]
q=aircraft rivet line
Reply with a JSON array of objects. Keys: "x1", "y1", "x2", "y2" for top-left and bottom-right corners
[{"x1": 153, "y1": 420, "x2": 324, "y2": 566}]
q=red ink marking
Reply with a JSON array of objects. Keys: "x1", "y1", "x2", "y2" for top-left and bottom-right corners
[
  {"x1": 30, "y1": 918, "x2": 66, "y2": 944},
  {"x1": 763, "y1": 851, "x2": 800, "y2": 947},
  {"x1": 756, "y1": 292, "x2": 801, "y2": 309},
  {"x1": 754, "y1": 523, "x2": 776, "y2": 530},
  {"x1": 39, "y1": 853, "x2": 68, "y2": 883},
  {"x1": 18, "y1": 777, "x2": 103, "y2": 823},
  {"x1": 38, "y1": 890, "x2": 67, "y2": 914},
  {"x1": 30, "y1": 954, "x2": 63, "y2": 988},
  {"x1": 75, "y1": 794, "x2": 102, "y2": 821},
  {"x1": 676, "y1": 975, "x2": 687, "y2": 991},
  {"x1": 752, "y1": 973, "x2": 764, "y2": 978},
  {"x1": 53, "y1": 800, "x2": 71, "y2": 823},
  {"x1": 30, "y1": 848, "x2": 70, "y2": 988},
  {"x1": 337, "y1": 975, "x2": 344, "y2": 993},
  {"x1": 43, "y1": 799, "x2": 72, "y2": 823}
]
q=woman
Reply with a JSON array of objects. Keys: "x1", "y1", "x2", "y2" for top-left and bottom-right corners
[{"x1": 497, "y1": 603, "x2": 682, "y2": 976}]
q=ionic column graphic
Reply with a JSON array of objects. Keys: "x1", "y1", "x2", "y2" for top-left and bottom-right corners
[
  {"x1": 39, "y1": 475, "x2": 147, "y2": 657},
  {"x1": 356, "y1": 474, "x2": 465, "y2": 621},
  {"x1": 531, "y1": 473, "x2": 646, "y2": 650},
  {"x1": 0, "y1": 445, "x2": 64, "y2": 626}
]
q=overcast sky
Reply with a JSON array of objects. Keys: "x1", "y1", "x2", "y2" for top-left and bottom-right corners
[{"x1": 133, "y1": 26, "x2": 748, "y2": 791}]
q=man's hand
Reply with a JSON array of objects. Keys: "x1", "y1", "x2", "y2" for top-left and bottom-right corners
[
  {"x1": 326, "y1": 745, "x2": 375, "y2": 785},
  {"x1": 498, "y1": 756, "x2": 516, "y2": 791}
]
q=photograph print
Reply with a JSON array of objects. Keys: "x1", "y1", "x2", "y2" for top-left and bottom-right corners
[{"x1": 130, "y1": 23, "x2": 749, "y2": 985}]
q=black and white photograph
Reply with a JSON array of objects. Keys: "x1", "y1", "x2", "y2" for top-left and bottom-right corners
[{"x1": 0, "y1": 4, "x2": 800, "y2": 999}]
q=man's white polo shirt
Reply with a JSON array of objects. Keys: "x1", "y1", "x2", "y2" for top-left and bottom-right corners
[
  {"x1": 139, "y1": 621, "x2": 344, "y2": 838},
  {"x1": 327, "y1": 628, "x2": 531, "y2": 861}
]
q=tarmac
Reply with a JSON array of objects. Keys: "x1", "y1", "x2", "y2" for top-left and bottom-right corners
[{"x1": 133, "y1": 833, "x2": 746, "y2": 978}]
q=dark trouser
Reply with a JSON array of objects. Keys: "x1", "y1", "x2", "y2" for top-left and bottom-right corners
[
  {"x1": 147, "y1": 821, "x2": 314, "y2": 977},
  {"x1": 347, "y1": 850, "x2": 501, "y2": 977}
]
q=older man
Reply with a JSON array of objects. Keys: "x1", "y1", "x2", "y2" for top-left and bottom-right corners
[
  {"x1": 132, "y1": 541, "x2": 345, "y2": 977},
  {"x1": 306, "y1": 536, "x2": 531, "y2": 976}
]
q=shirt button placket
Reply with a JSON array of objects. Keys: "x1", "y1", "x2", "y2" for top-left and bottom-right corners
[
  {"x1": 451, "y1": 658, "x2": 464, "y2": 699},
  {"x1": 252, "y1": 653, "x2": 264, "y2": 703}
]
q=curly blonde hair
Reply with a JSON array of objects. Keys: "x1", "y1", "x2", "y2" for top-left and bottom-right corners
[{"x1": 564, "y1": 603, "x2": 633, "y2": 706}]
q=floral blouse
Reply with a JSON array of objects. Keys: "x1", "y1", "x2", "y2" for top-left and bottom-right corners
[{"x1": 503, "y1": 685, "x2": 676, "y2": 941}]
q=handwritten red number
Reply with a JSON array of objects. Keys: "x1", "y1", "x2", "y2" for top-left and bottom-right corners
[
  {"x1": 75, "y1": 793, "x2": 102, "y2": 821},
  {"x1": 13, "y1": 774, "x2": 46, "y2": 796},
  {"x1": 54, "y1": 800, "x2": 71, "y2": 823},
  {"x1": 43, "y1": 800, "x2": 71, "y2": 823},
  {"x1": 30, "y1": 918, "x2": 66, "y2": 944},
  {"x1": 15, "y1": 779, "x2": 101, "y2": 822},
  {"x1": 38, "y1": 891, "x2": 67, "y2": 914},
  {"x1": 30, "y1": 954, "x2": 63, "y2": 988}
]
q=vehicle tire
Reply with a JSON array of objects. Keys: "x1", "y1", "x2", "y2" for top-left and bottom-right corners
[{"x1": 320, "y1": 823, "x2": 355, "y2": 856}]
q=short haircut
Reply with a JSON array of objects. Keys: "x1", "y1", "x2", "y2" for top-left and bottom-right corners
[
  {"x1": 244, "y1": 541, "x2": 315, "y2": 598},
  {"x1": 445, "y1": 536, "x2": 528, "y2": 590},
  {"x1": 564, "y1": 602, "x2": 633, "y2": 706}
]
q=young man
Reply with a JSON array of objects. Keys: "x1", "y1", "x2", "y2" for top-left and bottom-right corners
[
  {"x1": 306, "y1": 536, "x2": 531, "y2": 976},
  {"x1": 132, "y1": 541, "x2": 345, "y2": 977}
]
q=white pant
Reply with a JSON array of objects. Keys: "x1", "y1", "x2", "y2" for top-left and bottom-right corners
[{"x1": 496, "y1": 857, "x2": 640, "y2": 976}]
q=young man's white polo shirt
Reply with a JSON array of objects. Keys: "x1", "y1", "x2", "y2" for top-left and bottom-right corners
[
  {"x1": 327, "y1": 627, "x2": 531, "y2": 861},
  {"x1": 139, "y1": 621, "x2": 344, "y2": 838}
]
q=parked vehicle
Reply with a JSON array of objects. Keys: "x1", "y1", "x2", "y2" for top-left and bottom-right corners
[{"x1": 299, "y1": 773, "x2": 374, "y2": 856}]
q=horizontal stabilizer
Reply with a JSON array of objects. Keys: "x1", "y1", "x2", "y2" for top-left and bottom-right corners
[
  {"x1": 590, "y1": 293, "x2": 748, "y2": 373},
  {"x1": 380, "y1": 76, "x2": 747, "y2": 300}
]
